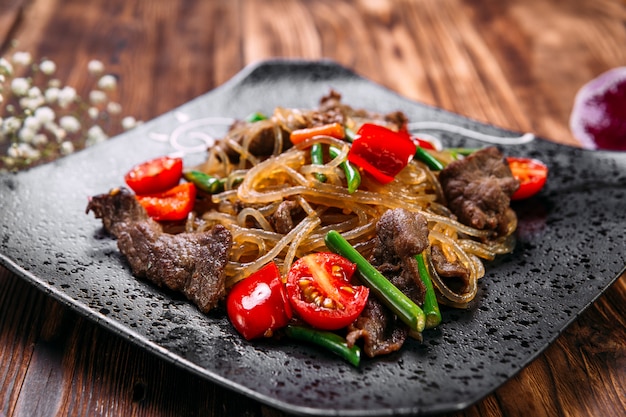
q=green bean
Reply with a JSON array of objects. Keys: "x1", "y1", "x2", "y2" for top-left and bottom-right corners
[
  {"x1": 183, "y1": 170, "x2": 225, "y2": 194},
  {"x1": 446, "y1": 147, "x2": 480, "y2": 157},
  {"x1": 415, "y1": 251, "x2": 441, "y2": 329},
  {"x1": 245, "y1": 112, "x2": 267, "y2": 123},
  {"x1": 284, "y1": 325, "x2": 361, "y2": 367},
  {"x1": 415, "y1": 146, "x2": 444, "y2": 171},
  {"x1": 344, "y1": 126, "x2": 357, "y2": 143},
  {"x1": 328, "y1": 146, "x2": 361, "y2": 193},
  {"x1": 324, "y1": 230, "x2": 426, "y2": 333},
  {"x1": 311, "y1": 143, "x2": 327, "y2": 183}
]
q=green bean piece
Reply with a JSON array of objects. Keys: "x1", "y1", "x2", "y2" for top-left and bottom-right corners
[
  {"x1": 344, "y1": 126, "x2": 357, "y2": 143},
  {"x1": 183, "y1": 170, "x2": 225, "y2": 194},
  {"x1": 415, "y1": 251, "x2": 442, "y2": 329},
  {"x1": 328, "y1": 146, "x2": 361, "y2": 193},
  {"x1": 311, "y1": 143, "x2": 327, "y2": 183},
  {"x1": 324, "y1": 230, "x2": 426, "y2": 333},
  {"x1": 245, "y1": 112, "x2": 267, "y2": 123},
  {"x1": 285, "y1": 325, "x2": 361, "y2": 367},
  {"x1": 415, "y1": 146, "x2": 444, "y2": 171},
  {"x1": 446, "y1": 147, "x2": 481, "y2": 157}
]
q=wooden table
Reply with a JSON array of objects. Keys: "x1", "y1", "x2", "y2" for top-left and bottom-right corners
[{"x1": 1, "y1": 1, "x2": 625, "y2": 416}]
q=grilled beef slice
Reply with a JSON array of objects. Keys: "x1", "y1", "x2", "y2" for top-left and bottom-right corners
[
  {"x1": 430, "y1": 243, "x2": 471, "y2": 293},
  {"x1": 86, "y1": 188, "x2": 232, "y2": 313},
  {"x1": 438, "y1": 146, "x2": 519, "y2": 236},
  {"x1": 347, "y1": 208, "x2": 429, "y2": 357}
]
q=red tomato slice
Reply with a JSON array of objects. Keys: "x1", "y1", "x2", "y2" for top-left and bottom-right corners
[
  {"x1": 136, "y1": 182, "x2": 196, "y2": 221},
  {"x1": 507, "y1": 157, "x2": 548, "y2": 200},
  {"x1": 124, "y1": 156, "x2": 183, "y2": 195},
  {"x1": 286, "y1": 252, "x2": 369, "y2": 330},
  {"x1": 226, "y1": 262, "x2": 293, "y2": 340}
]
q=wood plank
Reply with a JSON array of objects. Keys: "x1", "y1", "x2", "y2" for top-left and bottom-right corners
[{"x1": 1, "y1": 0, "x2": 625, "y2": 416}]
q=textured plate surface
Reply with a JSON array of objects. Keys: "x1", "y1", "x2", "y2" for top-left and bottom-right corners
[{"x1": 1, "y1": 60, "x2": 625, "y2": 417}]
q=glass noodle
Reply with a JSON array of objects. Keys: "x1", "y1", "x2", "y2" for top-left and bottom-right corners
[{"x1": 178, "y1": 106, "x2": 521, "y2": 308}]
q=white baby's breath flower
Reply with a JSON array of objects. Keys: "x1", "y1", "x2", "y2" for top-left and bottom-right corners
[
  {"x1": 44, "y1": 86, "x2": 60, "y2": 103},
  {"x1": 8, "y1": 142, "x2": 40, "y2": 159},
  {"x1": 18, "y1": 127, "x2": 36, "y2": 143},
  {"x1": 20, "y1": 96, "x2": 45, "y2": 112},
  {"x1": 59, "y1": 115, "x2": 81, "y2": 133},
  {"x1": 106, "y1": 101, "x2": 122, "y2": 115},
  {"x1": 28, "y1": 86, "x2": 42, "y2": 98},
  {"x1": 87, "y1": 59, "x2": 105, "y2": 75},
  {"x1": 86, "y1": 125, "x2": 108, "y2": 146},
  {"x1": 23, "y1": 116, "x2": 41, "y2": 131},
  {"x1": 11, "y1": 77, "x2": 30, "y2": 96},
  {"x1": 88, "y1": 106, "x2": 100, "y2": 120},
  {"x1": 32, "y1": 133, "x2": 48, "y2": 146},
  {"x1": 58, "y1": 86, "x2": 77, "y2": 108},
  {"x1": 2, "y1": 116, "x2": 22, "y2": 135},
  {"x1": 0, "y1": 58, "x2": 13, "y2": 75},
  {"x1": 48, "y1": 78, "x2": 61, "y2": 88},
  {"x1": 59, "y1": 140, "x2": 74, "y2": 155},
  {"x1": 45, "y1": 121, "x2": 66, "y2": 142},
  {"x1": 121, "y1": 116, "x2": 137, "y2": 130},
  {"x1": 7, "y1": 144, "x2": 18, "y2": 158},
  {"x1": 0, "y1": 93, "x2": 3, "y2": 104},
  {"x1": 34, "y1": 106, "x2": 56, "y2": 124},
  {"x1": 11, "y1": 51, "x2": 32, "y2": 67},
  {"x1": 89, "y1": 89, "x2": 107, "y2": 104},
  {"x1": 97, "y1": 74, "x2": 117, "y2": 90},
  {"x1": 39, "y1": 59, "x2": 56, "y2": 75}
]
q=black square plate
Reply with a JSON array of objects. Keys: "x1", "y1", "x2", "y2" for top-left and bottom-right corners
[{"x1": 1, "y1": 60, "x2": 625, "y2": 416}]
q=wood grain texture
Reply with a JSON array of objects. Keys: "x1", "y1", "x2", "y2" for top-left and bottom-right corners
[{"x1": 1, "y1": 0, "x2": 625, "y2": 416}]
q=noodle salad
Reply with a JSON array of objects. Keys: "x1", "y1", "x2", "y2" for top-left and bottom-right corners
[{"x1": 88, "y1": 91, "x2": 547, "y2": 365}]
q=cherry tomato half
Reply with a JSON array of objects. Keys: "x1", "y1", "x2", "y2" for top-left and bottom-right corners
[
  {"x1": 286, "y1": 252, "x2": 369, "y2": 331},
  {"x1": 124, "y1": 156, "x2": 183, "y2": 195},
  {"x1": 136, "y1": 182, "x2": 196, "y2": 221},
  {"x1": 507, "y1": 157, "x2": 548, "y2": 200},
  {"x1": 226, "y1": 262, "x2": 293, "y2": 340}
]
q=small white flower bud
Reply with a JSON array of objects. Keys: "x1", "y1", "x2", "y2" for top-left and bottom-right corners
[
  {"x1": 11, "y1": 51, "x2": 32, "y2": 66},
  {"x1": 60, "y1": 140, "x2": 75, "y2": 155},
  {"x1": 34, "y1": 106, "x2": 56, "y2": 124},
  {"x1": 122, "y1": 116, "x2": 137, "y2": 130},
  {"x1": 58, "y1": 86, "x2": 77, "y2": 108},
  {"x1": 89, "y1": 89, "x2": 107, "y2": 104},
  {"x1": 106, "y1": 101, "x2": 122, "y2": 115},
  {"x1": 0, "y1": 58, "x2": 14, "y2": 75},
  {"x1": 45, "y1": 87, "x2": 60, "y2": 103},
  {"x1": 11, "y1": 77, "x2": 30, "y2": 96},
  {"x1": 59, "y1": 115, "x2": 81, "y2": 133},
  {"x1": 23, "y1": 116, "x2": 41, "y2": 131},
  {"x1": 39, "y1": 59, "x2": 57, "y2": 75},
  {"x1": 87, "y1": 60, "x2": 105, "y2": 75},
  {"x1": 98, "y1": 74, "x2": 117, "y2": 90},
  {"x1": 32, "y1": 133, "x2": 49, "y2": 146},
  {"x1": 18, "y1": 127, "x2": 37, "y2": 143},
  {"x1": 88, "y1": 107, "x2": 100, "y2": 120}
]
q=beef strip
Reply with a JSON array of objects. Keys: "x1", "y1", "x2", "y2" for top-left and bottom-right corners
[
  {"x1": 86, "y1": 188, "x2": 233, "y2": 313},
  {"x1": 346, "y1": 208, "x2": 429, "y2": 357},
  {"x1": 269, "y1": 199, "x2": 301, "y2": 234},
  {"x1": 438, "y1": 146, "x2": 519, "y2": 236},
  {"x1": 316, "y1": 90, "x2": 408, "y2": 130},
  {"x1": 430, "y1": 243, "x2": 470, "y2": 294}
]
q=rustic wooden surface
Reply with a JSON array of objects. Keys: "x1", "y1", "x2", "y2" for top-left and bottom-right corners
[{"x1": 1, "y1": 0, "x2": 625, "y2": 416}]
